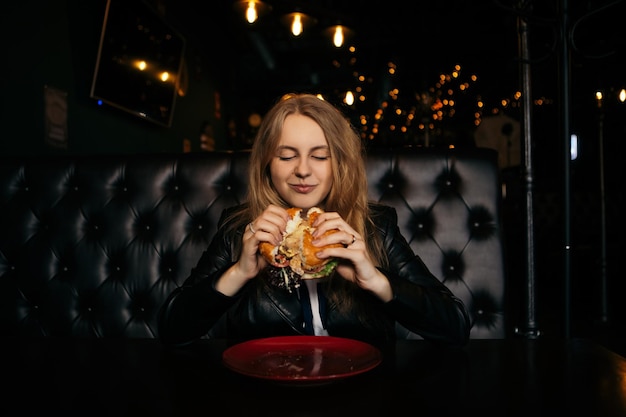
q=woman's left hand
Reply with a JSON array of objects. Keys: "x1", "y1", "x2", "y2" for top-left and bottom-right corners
[{"x1": 311, "y1": 211, "x2": 393, "y2": 302}]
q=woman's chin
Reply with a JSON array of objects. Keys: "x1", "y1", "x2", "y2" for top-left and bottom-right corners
[{"x1": 284, "y1": 196, "x2": 326, "y2": 211}]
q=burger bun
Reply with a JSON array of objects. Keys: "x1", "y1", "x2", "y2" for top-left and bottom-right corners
[{"x1": 259, "y1": 207, "x2": 342, "y2": 279}]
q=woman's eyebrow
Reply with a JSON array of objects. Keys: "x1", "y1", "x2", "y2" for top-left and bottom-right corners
[
  {"x1": 276, "y1": 145, "x2": 297, "y2": 151},
  {"x1": 276, "y1": 145, "x2": 329, "y2": 152}
]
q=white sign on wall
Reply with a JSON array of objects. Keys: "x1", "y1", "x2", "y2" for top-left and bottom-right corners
[{"x1": 44, "y1": 85, "x2": 68, "y2": 149}]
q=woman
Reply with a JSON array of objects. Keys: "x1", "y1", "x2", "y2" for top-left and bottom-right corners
[{"x1": 158, "y1": 93, "x2": 470, "y2": 348}]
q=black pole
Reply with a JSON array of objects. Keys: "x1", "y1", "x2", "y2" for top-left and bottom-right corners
[
  {"x1": 559, "y1": 0, "x2": 572, "y2": 339},
  {"x1": 515, "y1": 2, "x2": 540, "y2": 339},
  {"x1": 597, "y1": 101, "x2": 608, "y2": 324}
]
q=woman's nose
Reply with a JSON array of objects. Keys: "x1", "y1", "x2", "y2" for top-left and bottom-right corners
[{"x1": 294, "y1": 159, "x2": 311, "y2": 177}]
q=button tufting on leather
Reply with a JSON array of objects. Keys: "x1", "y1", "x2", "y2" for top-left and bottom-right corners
[
  {"x1": 468, "y1": 206, "x2": 496, "y2": 239},
  {"x1": 1, "y1": 149, "x2": 505, "y2": 338}
]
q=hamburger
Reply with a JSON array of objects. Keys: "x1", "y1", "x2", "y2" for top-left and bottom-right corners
[{"x1": 259, "y1": 207, "x2": 342, "y2": 290}]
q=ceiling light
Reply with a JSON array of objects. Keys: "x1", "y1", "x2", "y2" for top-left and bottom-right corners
[
  {"x1": 233, "y1": 1, "x2": 271, "y2": 24},
  {"x1": 324, "y1": 24, "x2": 354, "y2": 48},
  {"x1": 281, "y1": 12, "x2": 317, "y2": 36}
]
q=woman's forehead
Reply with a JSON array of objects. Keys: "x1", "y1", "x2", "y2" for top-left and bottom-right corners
[{"x1": 278, "y1": 115, "x2": 328, "y2": 148}]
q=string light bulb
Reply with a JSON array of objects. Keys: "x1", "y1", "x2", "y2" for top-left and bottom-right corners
[
  {"x1": 246, "y1": 2, "x2": 258, "y2": 23},
  {"x1": 332, "y1": 26, "x2": 344, "y2": 47},
  {"x1": 325, "y1": 24, "x2": 353, "y2": 48},
  {"x1": 344, "y1": 90, "x2": 355, "y2": 106},
  {"x1": 281, "y1": 12, "x2": 316, "y2": 36},
  {"x1": 234, "y1": 1, "x2": 271, "y2": 24}
]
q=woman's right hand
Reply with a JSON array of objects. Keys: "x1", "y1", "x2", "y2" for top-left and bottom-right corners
[
  {"x1": 215, "y1": 205, "x2": 289, "y2": 295},
  {"x1": 241, "y1": 204, "x2": 290, "y2": 276}
]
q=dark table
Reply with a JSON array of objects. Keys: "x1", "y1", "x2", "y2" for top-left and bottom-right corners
[{"x1": 3, "y1": 337, "x2": 626, "y2": 416}]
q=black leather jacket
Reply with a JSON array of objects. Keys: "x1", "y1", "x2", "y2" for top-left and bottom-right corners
[{"x1": 158, "y1": 204, "x2": 470, "y2": 348}]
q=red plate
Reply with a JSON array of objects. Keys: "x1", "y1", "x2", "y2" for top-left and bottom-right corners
[{"x1": 222, "y1": 335, "x2": 382, "y2": 383}]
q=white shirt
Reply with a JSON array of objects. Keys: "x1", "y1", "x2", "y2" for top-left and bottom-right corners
[{"x1": 304, "y1": 280, "x2": 329, "y2": 336}]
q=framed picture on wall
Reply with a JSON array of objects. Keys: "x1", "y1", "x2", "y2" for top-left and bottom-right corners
[{"x1": 90, "y1": 0, "x2": 186, "y2": 127}]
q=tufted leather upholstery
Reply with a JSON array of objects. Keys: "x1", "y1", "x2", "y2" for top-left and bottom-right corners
[{"x1": 0, "y1": 147, "x2": 506, "y2": 339}]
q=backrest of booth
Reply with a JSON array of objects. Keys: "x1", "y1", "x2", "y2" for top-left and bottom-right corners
[{"x1": 0, "y1": 147, "x2": 506, "y2": 339}]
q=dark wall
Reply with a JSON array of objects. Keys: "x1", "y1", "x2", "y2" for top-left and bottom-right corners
[{"x1": 0, "y1": 0, "x2": 229, "y2": 156}]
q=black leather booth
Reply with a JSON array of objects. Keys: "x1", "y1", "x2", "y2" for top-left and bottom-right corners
[{"x1": 0, "y1": 147, "x2": 507, "y2": 339}]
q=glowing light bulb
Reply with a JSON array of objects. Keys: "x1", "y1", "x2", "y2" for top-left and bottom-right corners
[
  {"x1": 291, "y1": 14, "x2": 303, "y2": 36},
  {"x1": 345, "y1": 91, "x2": 354, "y2": 105},
  {"x1": 333, "y1": 26, "x2": 344, "y2": 47},
  {"x1": 246, "y1": 1, "x2": 258, "y2": 24}
]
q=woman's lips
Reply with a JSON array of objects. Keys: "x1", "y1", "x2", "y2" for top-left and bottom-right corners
[{"x1": 290, "y1": 184, "x2": 315, "y2": 193}]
